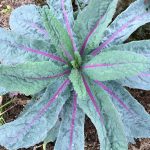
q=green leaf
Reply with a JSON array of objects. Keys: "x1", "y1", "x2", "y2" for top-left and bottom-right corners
[
  {"x1": 83, "y1": 51, "x2": 149, "y2": 81},
  {"x1": 54, "y1": 94, "x2": 85, "y2": 150},
  {"x1": 18, "y1": 98, "x2": 40, "y2": 117},
  {"x1": 40, "y1": 7, "x2": 74, "y2": 59},
  {"x1": 46, "y1": 0, "x2": 74, "y2": 26},
  {"x1": 0, "y1": 61, "x2": 67, "y2": 95},
  {"x1": 78, "y1": 78, "x2": 127, "y2": 150},
  {"x1": 0, "y1": 87, "x2": 7, "y2": 95},
  {"x1": 0, "y1": 79, "x2": 70, "y2": 149},
  {"x1": 103, "y1": 0, "x2": 150, "y2": 46},
  {"x1": 0, "y1": 28, "x2": 57, "y2": 65},
  {"x1": 84, "y1": 0, "x2": 118, "y2": 54},
  {"x1": 43, "y1": 120, "x2": 60, "y2": 150},
  {"x1": 105, "y1": 40, "x2": 150, "y2": 55},
  {"x1": 105, "y1": 40, "x2": 150, "y2": 90},
  {"x1": 74, "y1": 0, "x2": 118, "y2": 51},
  {"x1": 69, "y1": 69, "x2": 86, "y2": 98},
  {"x1": 9, "y1": 5, "x2": 48, "y2": 40},
  {"x1": 104, "y1": 81, "x2": 150, "y2": 143},
  {"x1": 120, "y1": 69, "x2": 150, "y2": 90}
]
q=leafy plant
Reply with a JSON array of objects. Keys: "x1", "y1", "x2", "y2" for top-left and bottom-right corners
[{"x1": 0, "y1": 0, "x2": 150, "y2": 149}]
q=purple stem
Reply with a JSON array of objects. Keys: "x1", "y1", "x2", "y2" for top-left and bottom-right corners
[
  {"x1": 91, "y1": 13, "x2": 149, "y2": 56},
  {"x1": 94, "y1": 80, "x2": 131, "y2": 112},
  {"x1": 82, "y1": 75, "x2": 104, "y2": 124},
  {"x1": 61, "y1": 44, "x2": 73, "y2": 61},
  {"x1": 64, "y1": 49, "x2": 73, "y2": 61},
  {"x1": 80, "y1": 16, "x2": 104, "y2": 55},
  {"x1": 82, "y1": 64, "x2": 113, "y2": 69},
  {"x1": 28, "y1": 20, "x2": 73, "y2": 61},
  {"x1": 28, "y1": 70, "x2": 70, "y2": 80},
  {"x1": 14, "y1": 79, "x2": 70, "y2": 141},
  {"x1": 82, "y1": 62, "x2": 146, "y2": 69},
  {"x1": 69, "y1": 92, "x2": 77, "y2": 150},
  {"x1": 30, "y1": 22, "x2": 49, "y2": 38},
  {"x1": 0, "y1": 39, "x2": 67, "y2": 64},
  {"x1": 95, "y1": 81, "x2": 150, "y2": 124},
  {"x1": 139, "y1": 73, "x2": 150, "y2": 77},
  {"x1": 61, "y1": 0, "x2": 77, "y2": 52},
  {"x1": 19, "y1": 45, "x2": 67, "y2": 64}
]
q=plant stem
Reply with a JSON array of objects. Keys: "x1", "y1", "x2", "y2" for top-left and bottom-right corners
[{"x1": 0, "y1": 99, "x2": 15, "y2": 110}]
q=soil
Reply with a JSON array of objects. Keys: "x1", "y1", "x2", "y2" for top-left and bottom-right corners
[{"x1": 0, "y1": 0, "x2": 150, "y2": 150}]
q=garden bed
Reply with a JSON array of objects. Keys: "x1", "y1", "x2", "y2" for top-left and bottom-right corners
[{"x1": 0, "y1": 0, "x2": 150, "y2": 149}]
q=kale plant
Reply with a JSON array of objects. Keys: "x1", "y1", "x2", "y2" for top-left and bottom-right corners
[{"x1": 0, "y1": 0, "x2": 150, "y2": 149}]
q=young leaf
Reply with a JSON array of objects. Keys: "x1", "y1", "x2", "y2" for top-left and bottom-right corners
[
  {"x1": 103, "y1": 81, "x2": 150, "y2": 143},
  {"x1": 79, "y1": 77, "x2": 127, "y2": 150},
  {"x1": 0, "y1": 79, "x2": 70, "y2": 149},
  {"x1": 46, "y1": 0, "x2": 74, "y2": 26},
  {"x1": 9, "y1": 5, "x2": 48, "y2": 39},
  {"x1": 54, "y1": 93, "x2": 85, "y2": 150},
  {"x1": 0, "y1": 61, "x2": 68, "y2": 95},
  {"x1": 105, "y1": 40, "x2": 150, "y2": 90},
  {"x1": 62, "y1": 0, "x2": 78, "y2": 52},
  {"x1": 74, "y1": 0, "x2": 118, "y2": 54},
  {"x1": 40, "y1": 7, "x2": 74, "y2": 60},
  {"x1": 81, "y1": 0, "x2": 118, "y2": 55},
  {"x1": 69, "y1": 69, "x2": 86, "y2": 98},
  {"x1": 83, "y1": 51, "x2": 149, "y2": 81}
]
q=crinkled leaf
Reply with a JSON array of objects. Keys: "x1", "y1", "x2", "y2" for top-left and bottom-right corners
[
  {"x1": 105, "y1": 40, "x2": 150, "y2": 56},
  {"x1": 9, "y1": 5, "x2": 49, "y2": 40},
  {"x1": 18, "y1": 98, "x2": 40, "y2": 118},
  {"x1": 0, "y1": 61, "x2": 66, "y2": 95},
  {"x1": 54, "y1": 95, "x2": 85, "y2": 150},
  {"x1": 0, "y1": 28, "x2": 57, "y2": 65},
  {"x1": 0, "y1": 87, "x2": 7, "y2": 95},
  {"x1": 84, "y1": 0, "x2": 118, "y2": 54},
  {"x1": 105, "y1": 40, "x2": 150, "y2": 90},
  {"x1": 46, "y1": 0, "x2": 74, "y2": 26},
  {"x1": 40, "y1": 7, "x2": 74, "y2": 59},
  {"x1": 74, "y1": 0, "x2": 118, "y2": 51},
  {"x1": 83, "y1": 51, "x2": 149, "y2": 81},
  {"x1": 74, "y1": 0, "x2": 111, "y2": 40},
  {"x1": 0, "y1": 79, "x2": 70, "y2": 149},
  {"x1": 120, "y1": 69, "x2": 150, "y2": 90},
  {"x1": 104, "y1": 81, "x2": 150, "y2": 143},
  {"x1": 43, "y1": 106, "x2": 63, "y2": 149},
  {"x1": 102, "y1": 0, "x2": 150, "y2": 47},
  {"x1": 79, "y1": 78, "x2": 127, "y2": 150},
  {"x1": 69, "y1": 69, "x2": 86, "y2": 98},
  {"x1": 43, "y1": 120, "x2": 61, "y2": 150}
]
